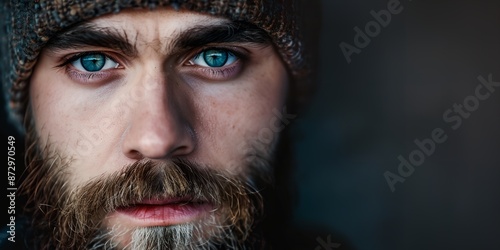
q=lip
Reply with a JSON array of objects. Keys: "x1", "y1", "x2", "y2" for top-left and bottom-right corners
[{"x1": 112, "y1": 197, "x2": 213, "y2": 227}]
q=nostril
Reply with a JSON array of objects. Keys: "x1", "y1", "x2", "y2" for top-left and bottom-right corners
[
  {"x1": 171, "y1": 145, "x2": 191, "y2": 156},
  {"x1": 127, "y1": 150, "x2": 144, "y2": 160}
]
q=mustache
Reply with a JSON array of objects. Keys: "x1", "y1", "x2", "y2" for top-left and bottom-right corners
[
  {"x1": 69, "y1": 159, "x2": 259, "y2": 221},
  {"x1": 57, "y1": 159, "x2": 262, "y2": 249}
]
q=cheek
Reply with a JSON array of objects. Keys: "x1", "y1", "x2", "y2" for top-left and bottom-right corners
[
  {"x1": 29, "y1": 62, "x2": 123, "y2": 177},
  {"x1": 30, "y1": 64, "x2": 74, "y2": 148},
  {"x1": 193, "y1": 61, "x2": 289, "y2": 168}
]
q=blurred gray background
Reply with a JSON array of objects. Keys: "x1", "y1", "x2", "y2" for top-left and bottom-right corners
[{"x1": 290, "y1": 0, "x2": 500, "y2": 249}]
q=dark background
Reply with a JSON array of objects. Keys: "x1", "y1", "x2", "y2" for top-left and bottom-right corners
[
  {"x1": 3, "y1": 0, "x2": 500, "y2": 249},
  {"x1": 290, "y1": 0, "x2": 500, "y2": 250}
]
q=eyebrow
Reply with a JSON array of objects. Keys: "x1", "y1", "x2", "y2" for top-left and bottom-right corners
[
  {"x1": 45, "y1": 23, "x2": 138, "y2": 57},
  {"x1": 44, "y1": 20, "x2": 271, "y2": 56},
  {"x1": 173, "y1": 21, "x2": 272, "y2": 50}
]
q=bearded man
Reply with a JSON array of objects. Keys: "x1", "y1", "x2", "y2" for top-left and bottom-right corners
[{"x1": 0, "y1": 0, "x2": 345, "y2": 249}]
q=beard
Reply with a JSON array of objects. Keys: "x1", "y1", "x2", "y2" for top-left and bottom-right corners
[{"x1": 19, "y1": 113, "x2": 278, "y2": 250}]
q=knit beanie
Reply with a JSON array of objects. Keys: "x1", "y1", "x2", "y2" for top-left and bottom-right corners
[{"x1": 1, "y1": 0, "x2": 311, "y2": 131}]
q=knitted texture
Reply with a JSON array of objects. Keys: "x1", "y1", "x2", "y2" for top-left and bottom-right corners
[{"x1": 1, "y1": 0, "x2": 308, "y2": 129}]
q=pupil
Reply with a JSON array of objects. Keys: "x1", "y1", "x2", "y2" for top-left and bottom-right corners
[
  {"x1": 81, "y1": 54, "x2": 106, "y2": 72},
  {"x1": 203, "y1": 50, "x2": 228, "y2": 67}
]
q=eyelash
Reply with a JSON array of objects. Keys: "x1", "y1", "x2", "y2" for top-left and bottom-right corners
[
  {"x1": 57, "y1": 47, "x2": 246, "y2": 84},
  {"x1": 184, "y1": 47, "x2": 246, "y2": 80},
  {"x1": 57, "y1": 52, "x2": 123, "y2": 84}
]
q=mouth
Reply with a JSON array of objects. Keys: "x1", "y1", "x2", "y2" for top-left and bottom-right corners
[{"x1": 112, "y1": 197, "x2": 214, "y2": 227}]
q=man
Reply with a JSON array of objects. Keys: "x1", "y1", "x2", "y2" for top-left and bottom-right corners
[{"x1": 0, "y1": 0, "x2": 341, "y2": 249}]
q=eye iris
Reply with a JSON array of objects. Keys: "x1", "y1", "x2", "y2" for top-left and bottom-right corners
[
  {"x1": 203, "y1": 49, "x2": 228, "y2": 67},
  {"x1": 81, "y1": 53, "x2": 106, "y2": 72}
]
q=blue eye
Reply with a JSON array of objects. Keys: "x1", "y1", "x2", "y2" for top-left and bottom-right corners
[
  {"x1": 191, "y1": 49, "x2": 237, "y2": 68},
  {"x1": 71, "y1": 53, "x2": 119, "y2": 72},
  {"x1": 81, "y1": 54, "x2": 105, "y2": 71}
]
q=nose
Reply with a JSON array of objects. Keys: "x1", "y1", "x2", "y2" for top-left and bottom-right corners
[{"x1": 121, "y1": 71, "x2": 195, "y2": 160}]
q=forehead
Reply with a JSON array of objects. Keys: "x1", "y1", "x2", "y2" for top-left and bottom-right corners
[
  {"x1": 93, "y1": 8, "x2": 226, "y2": 33},
  {"x1": 45, "y1": 7, "x2": 272, "y2": 57},
  {"x1": 84, "y1": 8, "x2": 227, "y2": 48}
]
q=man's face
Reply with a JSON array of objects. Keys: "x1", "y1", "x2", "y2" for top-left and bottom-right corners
[{"x1": 26, "y1": 8, "x2": 289, "y2": 249}]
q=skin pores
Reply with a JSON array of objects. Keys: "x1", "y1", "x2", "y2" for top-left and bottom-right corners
[{"x1": 27, "y1": 8, "x2": 289, "y2": 249}]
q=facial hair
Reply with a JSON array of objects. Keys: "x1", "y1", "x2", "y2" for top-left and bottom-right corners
[{"x1": 19, "y1": 115, "x2": 276, "y2": 250}]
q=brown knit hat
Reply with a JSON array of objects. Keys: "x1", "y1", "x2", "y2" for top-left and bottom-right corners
[{"x1": 1, "y1": 0, "x2": 310, "y2": 130}]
